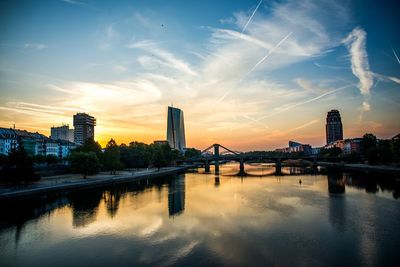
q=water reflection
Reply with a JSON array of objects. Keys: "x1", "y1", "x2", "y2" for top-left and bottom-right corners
[
  {"x1": 168, "y1": 175, "x2": 185, "y2": 216},
  {"x1": 0, "y1": 170, "x2": 399, "y2": 267},
  {"x1": 70, "y1": 190, "x2": 103, "y2": 228},
  {"x1": 327, "y1": 172, "x2": 346, "y2": 194}
]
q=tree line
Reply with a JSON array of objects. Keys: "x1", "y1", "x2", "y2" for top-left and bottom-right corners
[{"x1": 68, "y1": 139, "x2": 201, "y2": 178}]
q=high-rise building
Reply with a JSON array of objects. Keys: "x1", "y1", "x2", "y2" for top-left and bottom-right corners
[
  {"x1": 73, "y1": 113, "x2": 96, "y2": 145},
  {"x1": 326, "y1": 109, "x2": 343, "y2": 144},
  {"x1": 50, "y1": 124, "x2": 74, "y2": 142},
  {"x1": 167, "y1": 106, "x2": 186, "y2": 151}
]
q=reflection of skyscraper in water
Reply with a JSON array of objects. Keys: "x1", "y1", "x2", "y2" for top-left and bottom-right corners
[
  {"x1": 327, "y1": 172, "x2": 345, "y2": 194},
  {"x1": 167, "y1": 106, "x2": 186, "y2": 151},
  {"x1": 327, "y1": 172, "x2": 347, "y2": 233},
  {"x1": 168, "y1": 175, "x2": 185, "y2": 216}
]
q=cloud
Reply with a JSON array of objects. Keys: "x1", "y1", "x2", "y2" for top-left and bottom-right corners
[
  {"x1": 343, "y1": 27, "x2": 373, "y2": 96},
  {"x1": 62, "y1": 0, "x2": 84, "y2": 6},
  {"x1": 24, "y1": 43, "x2": 48, "y2": 50},
  {"x1": 113, "y1": 65, "x2": 126, "y2": 72},
  {"x1": 294, "y1": 78, "x2": 326, "y2": 94},
  {"x1": 362, "y1": 101, "x2": 370, "y2": 111},
  {"x1": 128, "y1": 41, "x2": 198, "y2": 76}
]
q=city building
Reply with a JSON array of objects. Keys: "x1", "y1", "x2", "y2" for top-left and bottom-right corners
[
  {"x1": 73, "y1": 113, "x2": 96, "y2": 145},
  {"x1": 0, "y1": 128, "x2": 18, "y2": 155},
  {"x1": 0, "y1": 127, "x2": 76, "y2": 159},
  {"x1": 275, "y1": 141, "x2": 312, "y2": 155},
  {"x1": 166, "y1": 106, "x2": 186, "y2": 151},
  {"x1": 326, "y1": 109, "x2": 343, "y2": 144},
  {"x1": 50, "y1": 124, "x2": 74, "y2": 142},
  {"x1": 343, "y1": 138, "x2": 362, "y2": 155}
]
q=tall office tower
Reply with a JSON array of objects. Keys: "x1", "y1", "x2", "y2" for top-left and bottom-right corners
[
  {"x1": 326, "y1": 109, "x2": 343, "y2": 144},
  {"x1": 50, "y1": 125, "x2": 74, "y2": 142},
  {"x1": 73, "y1": 113, "x2": 96, "y2": 145},
  {"x1": 167, "y1": 106, "x2": 186, "y2": 151}
]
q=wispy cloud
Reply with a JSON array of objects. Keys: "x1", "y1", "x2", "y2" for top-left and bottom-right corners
[
  {"x1": 343, "y1": 27, "x2": 373, "y2": 96},
  {"x1": 294, "y1": 78, "x2": 326, "y2": 94},
  {"x1": 61, "y1": 0, "x2": 85, "y2": 6},
  {"x1": 24, "y1": 43, "x2": 48, "y2": 50},
  {"x1": 127, "y1": 41, "x2": 197, "y2": 76}
]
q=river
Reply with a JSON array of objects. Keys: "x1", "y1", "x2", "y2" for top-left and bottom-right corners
[{"x1": 0, "y1": 163, "x2": 399, "y2": 267}]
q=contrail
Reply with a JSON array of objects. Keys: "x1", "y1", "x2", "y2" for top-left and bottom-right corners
[
  {"x1": 217, "y1": 31, "x2": 292, "y2": 104},
  {"x1": 241, "y1": 0, "x2": 263, "y2": 34},
  {"x1": 242, "y1": 32, "x2": 292, "y2": 80},
  {"x1": 231, "y1": 84, "x2": 351, "y2": 130},
  {"x1": 392, "y1": 47, "x2": 400, "y2": 65}
]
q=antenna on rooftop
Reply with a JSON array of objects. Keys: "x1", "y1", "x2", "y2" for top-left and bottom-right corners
[{"x1": 13, "y1": 124, "x2": 15, "y2": 129}]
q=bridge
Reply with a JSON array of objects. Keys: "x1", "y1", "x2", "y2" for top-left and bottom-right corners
[{"x1": 177, "y1": 143, "x2": 334, "y2": 176}]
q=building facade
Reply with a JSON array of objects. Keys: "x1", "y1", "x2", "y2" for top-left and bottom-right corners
[
  {"x1": 326, "y1": 109, "x2": 343, "y2": 144},
  {"x1": 50, "y1": 125, "x2": 74, "y2": 142},
  {"x1": 0, "y1": 127, "x2": 76, "y2": 160},
  {"x1": 166, "y1": 106, "x2": 186, "y2": 151},
  {"x1": 73, "y1": 113, "x2": 96, "y2": 145}
]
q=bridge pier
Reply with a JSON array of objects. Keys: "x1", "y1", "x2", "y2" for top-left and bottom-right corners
[
  {"x1": 275, "y1": 158, "x2": 282, "y2": 175},
  {"x1": 215, "y1": 160, "x2": 220, "y2": 174},
  {"x1": 214, "y1": 175, "x2": 220, "y2": 187},
  {"x1": 239, "y1": 158, "x2": 245, "y2": 176},
  {"x1": 205, "y1": 159, "x2": 210, "y2": 173},
  {"x1": 214, "y1": 144, "x2": 220, "y2": 174}
]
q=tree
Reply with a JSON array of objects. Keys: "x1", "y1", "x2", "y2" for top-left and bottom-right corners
[
  {"x1": 361, "y1": 133, "x2": 377, "y2": 155},
  {"x1": 0, "y1": 142, "x2": 39, "y2": 184},
  {"x1": 184, "y1": 148, "x2": 201, "y2": 159},
  {"x1": 102, "y1": 139, "x2": 122, "y2": 174},
  {"x1": 151, "y1": 146, "x2": 167, "y2": 170},
  {"x1": 377, "y1": 140, "x2": 393, "y2": 163},
  {"x1": 46, "y1": 155, "x2": 59, "y2": 165},
  {"x1": 74, "y1": 139, "x2": 103, "y2": 160},
  {"x1": 69, "y1": 152, "x2": 100, "y2": 178},
  {"x1": 128, "y1": 141, "x2": 151, "y2": 168},
  {"x1": 319, "y1": 147, "x2": 342, "y2": 158}
]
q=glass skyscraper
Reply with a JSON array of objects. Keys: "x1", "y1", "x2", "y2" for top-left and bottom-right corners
[{"x1": 167, "y1": 106, "x2": 186, "y2": 151}]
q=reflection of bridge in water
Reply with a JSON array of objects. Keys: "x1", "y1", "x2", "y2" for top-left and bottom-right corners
[{"x1": 178, "y1": 144, "x2": 323, "y2": 176}]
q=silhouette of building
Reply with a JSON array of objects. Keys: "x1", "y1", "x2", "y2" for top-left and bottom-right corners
[
  {"x1": 73, "y1": 113, "x2": 96, "y2": 145},
  {"x1": 326, "y1": 110, "x2": 343, "y2": 144},
  {"x1": 167, "y1": 106, "x2": 186, "y2": 151},
  {"x1": 50, "y1": 124, "x2": 74, "y2": 142}
]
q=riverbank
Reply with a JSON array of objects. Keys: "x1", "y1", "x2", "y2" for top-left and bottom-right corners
[
  {"x1": 318, "y1": 162, "x2": 400, "y2": 174},
  {"x1": 0, "y1": 166, "x2": 193, "y2": 201}
]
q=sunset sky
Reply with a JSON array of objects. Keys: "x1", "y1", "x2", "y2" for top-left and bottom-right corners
[{"x1": 0, "y1": 0, "x2": 399, "y2": 151}]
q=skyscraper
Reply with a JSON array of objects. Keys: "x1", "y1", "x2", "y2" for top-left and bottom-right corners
[
  {"x1": 50, "y1": 124, "x2": 74, "y2": 142},
  {"x1": 167, "y1": 106, "x2": 186, "y2": 151},
  {"x1": 73, "y1": 113, "x2": 96, "y2": 145},
  {"x1": 326, "y1": 109, "x2": 343, "y2": 144}
]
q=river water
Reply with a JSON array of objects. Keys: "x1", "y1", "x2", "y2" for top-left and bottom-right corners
[{"x1": 0, "y1": 164, "x2": 399, "y2": 267}]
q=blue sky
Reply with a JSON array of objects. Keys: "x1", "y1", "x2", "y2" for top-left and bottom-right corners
[{"x1": 0, "y1": 0, "x2": 399, "y2": 150}]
